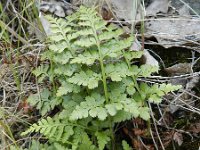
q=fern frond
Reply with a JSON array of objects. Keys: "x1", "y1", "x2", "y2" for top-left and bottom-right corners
[
  {"x1": 56, "y1": 81, "x2": 80, "y2": 97},
  {"x1": 68, "y1": 70, "x2": 101, "y2": 89},
  {"x1": 27, "y1": 89, "x2": 61, "y2": 116},
  {"x1": 32, "y1": 64, "x2": 49, "y2": 82},
  {"x1": 73, "y1": 127, "x2": 97, "y2": 150},
  {"x1": 24, "y1": 6, "x2": 182, "y2": 150},
  {"x1": 59, "y1": 94, "x2": 85, "y2": 119},
  {"x1": 149, "y1": 83, "x2": 182, "y2": 103},
  {"x1": 53, "y1": 51, "x2": 73, "y2": 64},
  {"x1": 74, "y1": 37, "x2": 97, "y2": 47},
  {"x1": 70, "y1": 93, "x2": 107, "y2": 120},
  {"x1": 32, "y1": 64, "x2": 49, "y2": 77},
  {"x1": 139, "y1": 82, "x2": 181, "y2": 104},
  {"x1": 121, "y1": 98, "x2": 140, "y2": 118},
  {"x1": 124, "y1": 51, "x2": 143, "y2": 61},
  {"x1": 138, "y1": 107, "x2": 150, "y2": 120},
  {"x1": 99, "y1": 28, "x2": 124, "y2": 41},
  {"x1": 22, "y1": 117, "x2": 74, "y2": 143},
  {"x1": 105, "y1": 103, "x2": 123, "y2": 116},
  {"x1": 105, "y1": 62, "x2": 130, "y2": 81},
  {"x1": 95, "y1": 131, "x2": 111, "y2": 150},
  {"x1": 48, "y1": 41, "x2": 69, "y2": 53},
  {"x1": 138, "y1": 64, "x2": 159, "y2": 77},
  {"x1": 112, "y1": 111, "x2": 132, "y2": 123},
  {"x1": 54, "y1": 143, "x2": 69, "y2": 150},
  {"x1": 71, "y1": 51, "x2": 99, "y2": 65},
  {"x1": 54, "y1": 64, "x2": 79, "y2": 76},
  {"x1": 45, "y1": 15, "x2": 72, "y2": 35},
  {"x1": 122, "y1": 140, "x2": 131, "y2": 150}
]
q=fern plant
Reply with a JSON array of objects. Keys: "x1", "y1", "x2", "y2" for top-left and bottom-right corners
[{"x1": 22, "y1": 6, "x2": 181, "y2": 149}]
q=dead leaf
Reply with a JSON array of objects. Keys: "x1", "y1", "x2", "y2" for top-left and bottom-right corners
[
  {"x1": 188, "y1": 123, "x2": 200, "y2": 134},
  {"x1": 178, "y1": 5, "x2": 190, "y2": 16},
  {"x1": 0, "y1": 64, "x2": 10, "y2": 81},
  {"x1": 162, "y1": 131, "x2": 174, "y2": 147},
  {"x1": 100, "y1": 7, "x2": 114, "y2": 20},
  {"x1": 130, "y1": 38, "x2": 159, "y2": 67},
  {"x1": 164, "y1": 63, "x2": 192, "y2": 76},
  {"x1": 110, "y1": 0, "x2": 140, "y2": 21},
  {"x1": 123, "y1": 127, "x2": 129, "y2": 135},
  {"x1": 186, "y1": 76, "x2": 200, "y2": 90},
  {"x1": 18, "y1": 99, "x2": 32, "y2": 114},
  {"x1": 72, "y1": 0, "x2": 99, "y2": 6},
  {"x1": 39, "y1": 14, "x2": 51, "y2": 36},
  {"x1": 142, "y1": 49, "x2": 159, "y2": 67},
  {"x1": 173, "y1": 132, "x2": 183, "y2": 146},
  {"x1": 146, "y1": 0, "x2": 169, "y2": 16},
  {"x1": 132, "y1": 128, "x2": 146, "y2": 136},
  {"x1": 40, "y1": 1, "x2": 72, "y2": 17},
  {"x1": 145, "y1": 17, "x2": 200, "y2": 49},
  {"x1": 132, "y1": 138, "x2": 144, "y2": 150}
]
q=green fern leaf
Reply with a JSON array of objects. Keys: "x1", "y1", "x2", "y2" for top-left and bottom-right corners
[
  {"x1": 99, "y1": 28, "x2": 124, "y2": 41},
  {"x1": 94, "y1": 19, "x2": 107, "y2": 30},
  {"x1": 149, "y1": 94, "x2": 162, "y2": 103},
  {"x1": 58, "y1": 95, "x2": 81, "y2": 119},
  {"x1": 138, "y1": 107, "x2": 150, "y2": 120},
  {"x1": 53, "y1": 51, "x2": 73, "y2": 64},
  {"x1": 121, "y1": 98, "x2": 140, "y2": 118},
  {"x1": 54, "y1": 143, "x2": 69, "y2": 150},
  {"x1": 113, "y1": 111, "x2": 132, "y2": 123},
  {"x1": 101, "y1": 40, "x2": 123, "y2": 58},
  {"x1": 70, "y1": 93, "x2": 107, "y2": 120},
  {"x1": 122, "y1": 140, "x2": 131, "y2": 150},
  {"x1": 159, "y1": 83, "x2": 182, "y2": 93},
  {"x1": 32, "y1": 64, "x2": 49, "y2": 77},
  {"x1": 54, "y1": 64, "x2": 79, "y2": 77},
  {"x1": 95, "y1": 131, "x2": 110, "y2": 150},
  {"x1": 27, "y1": 89, "x2": 61, "y2": 116},
  {"x1": 124, "y1": 51, "x2": 143, "y2": 61},
  {"x1": 68, "y1": 70, "x2": 101, "y2": 89},
  {"x1": 138, "y1": 65, "x2": 159, "y2": 77},
  {"x1": 75, "y1": 28, "x2": 94, "y2": 36},
  {"x1": 49, "y1": 34, "x2": 65, "y2": 42},
  {"x1": 45, "y1": 15, "x2": 71, "y2": 35},
  {"x1": 74, "y1": 37, "x2": 96, "y2": 47},
  {"x1": 105, "y1": 62, "x2": 130, "y2": 81},
  {"x1": 32, "y1": 64, "x2": 49, "y2": 83},
  {"x1": 72, "y1": 127, "x2": 97, "y2": 150},
  {"x1": 66, "y1": 32, "x2": 80, "y2": 41},
  {"x1": 56, "y1": 81, "x2": 80, "y2": 97},
  {"x1": 49, "y1": 41, "x2": 69, "y2": 53},
  {"x1": 89, "y1": 107, "x2": 107, "y2": 120},
  {"x1": 71, "y1": 51, "x2": 99, "y2": 65},
  {"x1": 148, "y1": 83, "x2": 181, "y2": 103},
  {"x1": 126, "y1": 85, "x2": 136, "y2": 95},
  {"x1": 105, "y1": 103, "x2": 123, "y2": 116},
  {"x1": 22, "y1": 117, "x2": 74, "y2": 143}
]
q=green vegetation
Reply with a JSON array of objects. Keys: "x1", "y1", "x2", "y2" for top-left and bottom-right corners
[{"x1": 21, "y1": 6, "x2": 181, "y2": 150}]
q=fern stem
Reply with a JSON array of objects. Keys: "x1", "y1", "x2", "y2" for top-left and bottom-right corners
[
  {"x1": 91, "y1": 24, "x2": 109, "y2": 102},
  {"x1": 99, "y1": 57, "x2": 109, "y2": 102},
  {"x1": 50, "y1": 59, "x2": 56, "y2": 94},
  {"x1": 90, "y1": 17, "x2": 115, "y2": 149},
  {"x1": 122, "y1": 50, "x2": 142, "y2": 95}
]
